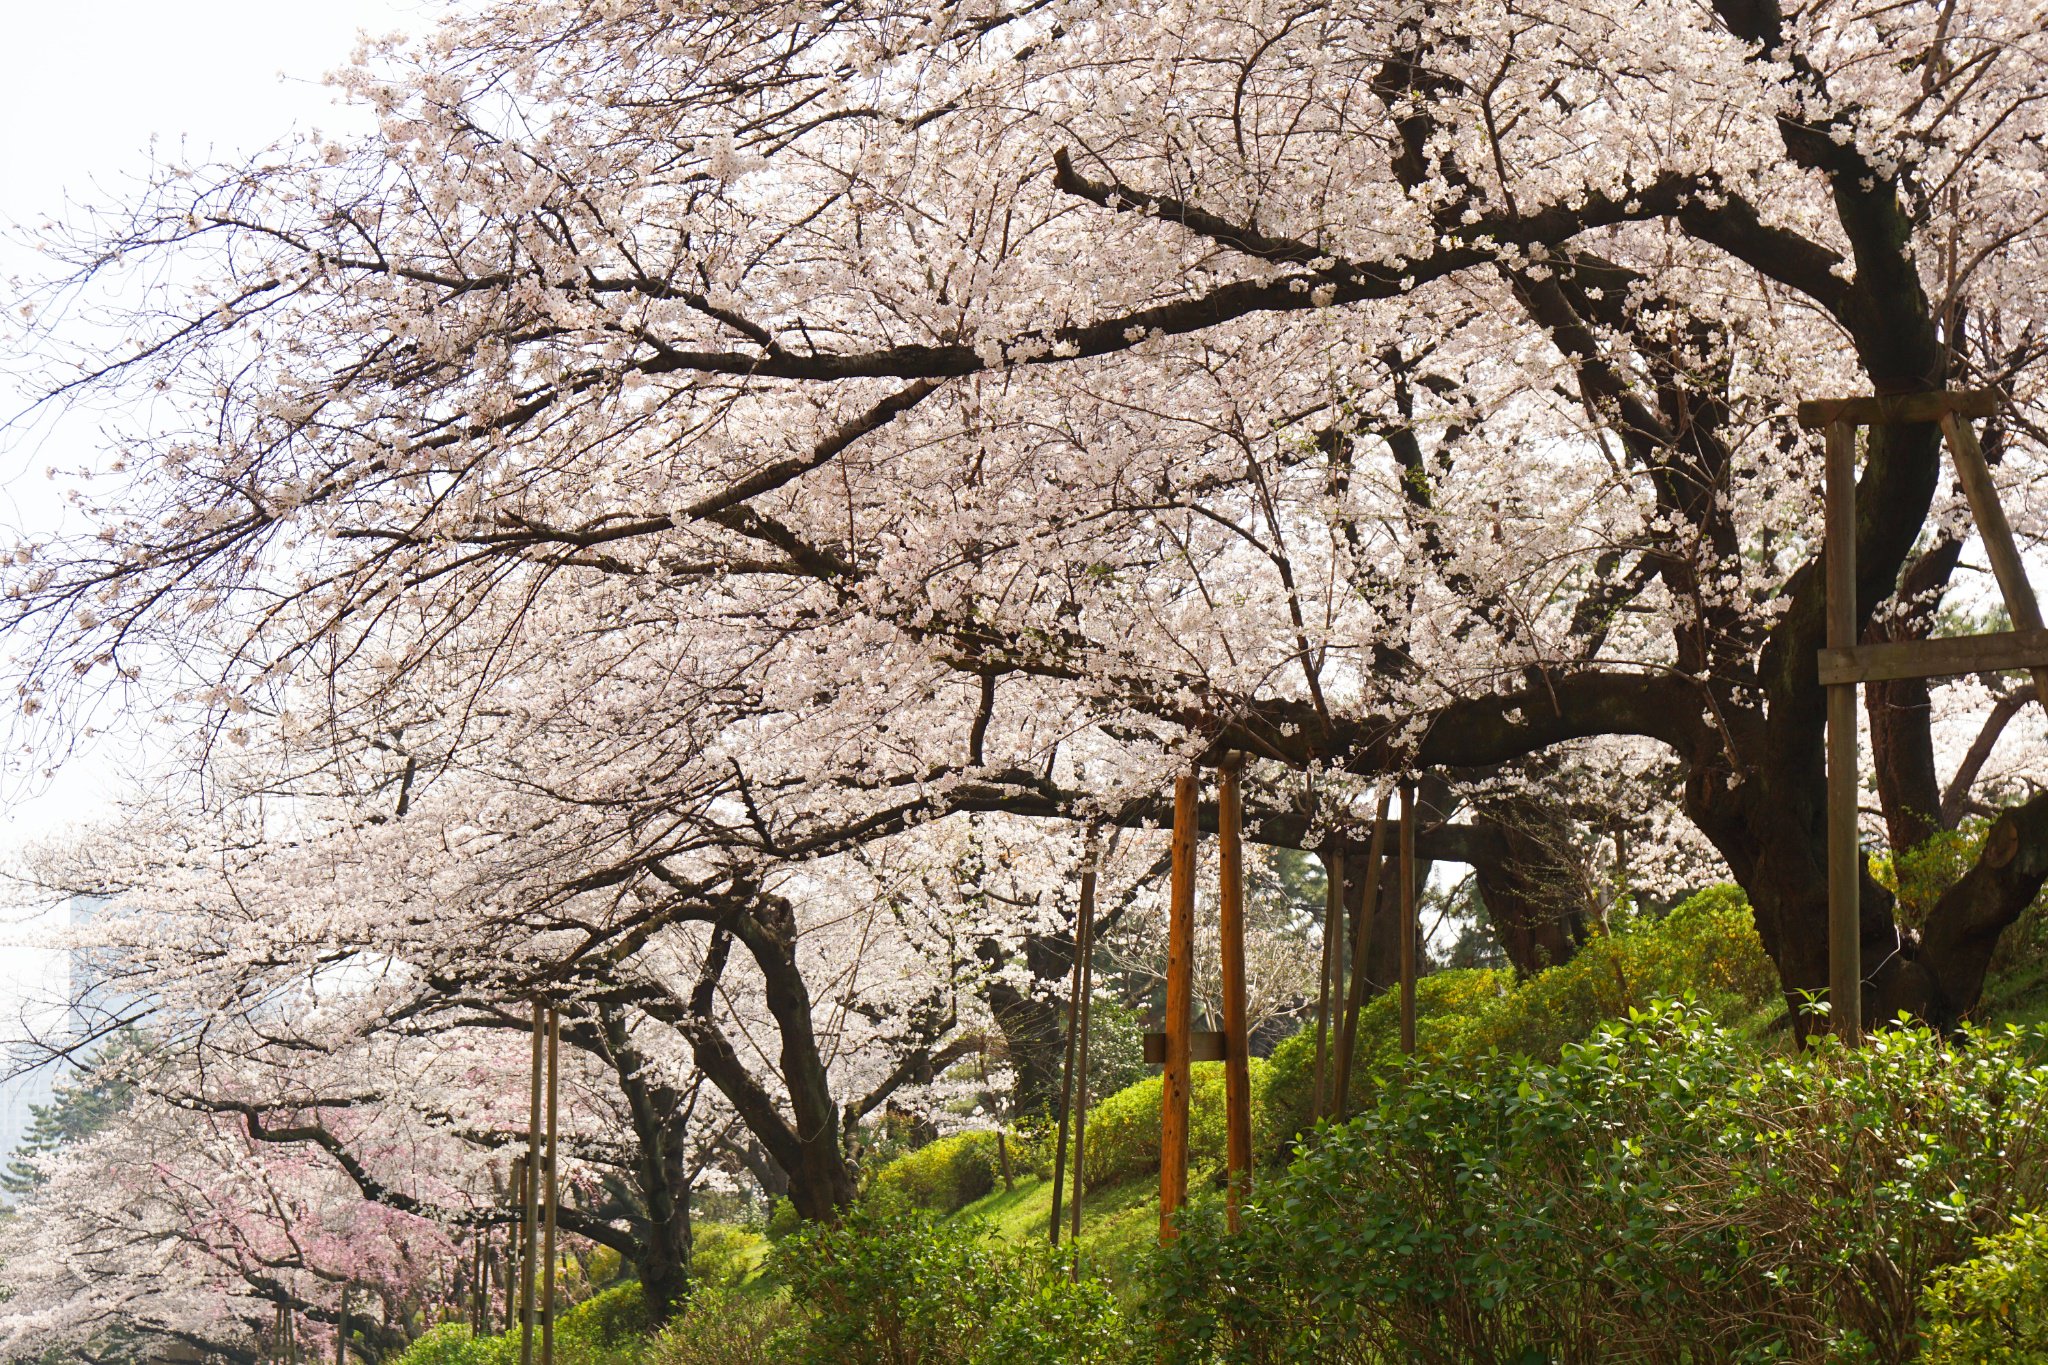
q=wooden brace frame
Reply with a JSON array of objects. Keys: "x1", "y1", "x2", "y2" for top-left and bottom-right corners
[
  {"x1": 1802, "y1": 390, "x2": 2047, "y2": 1039},
  {"x1": 1151, "y1": 765, "x2": 1421, "y2": 1241},
  {"x1": 1153, "y1": 761, "x2": 1256, "y2": 1242}
]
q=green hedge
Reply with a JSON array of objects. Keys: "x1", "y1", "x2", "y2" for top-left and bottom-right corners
[
  {"x1": 1080, "y1": 1057, "x2": 1273, "y2": 1191},
  {"x1": 866, "y1": 1131, "x2": 1004, "y2": 1212},
  {"x1": 1262, "y1": 883, "x2": 1778, "y2": 1143},
  {"x1": 1160, "y1": 1002, "x2": 2048, "y2": 1364},
  {"x1": 771, "y1": 1199, "x2": 1130, "y2": 1365}
]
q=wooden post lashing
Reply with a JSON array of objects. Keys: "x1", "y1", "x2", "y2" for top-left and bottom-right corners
[
  {"x1": 1069, "y1": 847, "x2": 1096, "y2": 1254},
  {"x1": 1823, "y1": 419, "x2": 1863, "y2": 1042},
  {"x1": 1939, "y1": 412, "x2": 2048, "y2": 705},
  {"x1": 1398, "y1": 783, "x2": 1418, "y2": 1055},
  {"x1": 542, "y1": 1007, "x2": 561, "y2": 1365},
  {"x1": 1218, "y1": 756, "x2": 1253, "y2": 1231},
  {"x1": 1050, "y1": 850, "x2": 1093, "y2": 1246},
  {"x1": 1334, "y1": 790, "x2": 1392, "y2": 1117},
  {"x1": 1310, "y1": 840, "x2": 1341, "y2": 1120},
  {"x1": 521, "y1": 1000, "x2": 544, "y2": 1365},
  {"x1": 1159, "y1": 771, "x2": 1198, "y2": 1244}
]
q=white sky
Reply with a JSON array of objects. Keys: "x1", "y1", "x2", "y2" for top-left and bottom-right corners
[{"x1": 0, "y1": 0, "x2": 422, "y2": 1024}]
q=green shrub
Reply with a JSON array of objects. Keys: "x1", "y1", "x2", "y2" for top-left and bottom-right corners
[
  {"x1": 393, "y1": 1324, "x2": 497, "y2": 1365},
  {"x1": 691, "y1": 1222, "x2": 766, "y2": 1287},
  {"x1": 1161, "y1": 1002, "x2": 2048, "y2": 1365},
  {"x1": 867, "y1": 1131, "x2": 1003, "y2": 1212},
  {"x1": 771, "y1": 1199, "x2": 1129, "y2": 1365},
  {"x1": 557, "y1": 1281, "x2": 648, "y2": 1351},
  {"x1": 646, "y1": 1284, "x2": 794, "y2": 1365},
  {"x1": 764, "y1": 1196, "x2": 803, "y2": 1242},
  {"x1": 1082, "y1": 1058, "x2": 1271, "y2": 1190},
  {"x1": 1920, "y1": 1212, "x2": 2048, "y2": 1363},
  {"x1": 1261, "y1": 884, "x2": 1778, "y2": 1144}
]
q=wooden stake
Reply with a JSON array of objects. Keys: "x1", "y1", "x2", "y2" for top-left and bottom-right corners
[
  {"x1": 505, "y1": 1157, "x2": 525, "y2": 1334},
  {"x1": 1159, "y1": 770, "x2": 1198, "y2": 1244},
  {"x1": 1051, "y1": 849, "x2": 1097, "y2": 1245},
  {"x1": 1069, "y1": 848, "x2": 1096, "y2": 1255},
  {"x1": 542, "y1": 1007, "x2": 561, "y2": 1365},
  {"x1": 1940, "y1": 412, "x2": 2048, "y2": 704},
  {"x1": 1310, "y1": 840, "x2": 1341, "y2": 1120},
  {"x1": 1217, "y1": 755, "x2": 1252, "y2": 1232},
  {"x1": 521, "y1": 1000, "x2": 544, "y2": 1365},
  {"x1": 1334, "y1": 790, "x2": 1392, "y2": 1116},
  {"x1": 334, "y1": 1286, "x2": 349, "y2": 1365},
  {"x1": 1824, "y1": 420, "x2": 1863, "y2": 1042},
  {"x1": 1398, "y1": 783, "x2": 1418, "y2": 1056}
]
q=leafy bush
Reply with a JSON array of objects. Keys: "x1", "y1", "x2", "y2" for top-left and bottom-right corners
[
  {"x1": 691, "y1": 1222, "x2": 766, "y2": 1287},
  {"x1": 1920, "y1": 1212, "x2": 2048, "y2": 1363},
  {"x1": 1160, "y1": 1002, "x2": 2048, "y2": 1365},
  {"x1": 764, "y1": 1196, "x2": 803, "y2": 1242},
  {"x1": 1082, "y1": 1058, "x2": 1271, "y2": 1191},
  {"x1": 557, "y1": 1281, "x2": 648, "y2": 1350},
  {"x1": 393, "y1": 1324, "x2": 498, "y2": 1365},
  {"x1": 646, "y1": 1284, "x2": 794, "y2": 1365},
  {"x1": 867, "y1": 1131, "x2": 1003, "y2": 1212},
  {"x1": 771, "y1": 1199, "x2": 1129, "y2": 1365},
  {"x1": 1262, "y1": 884, "x2": 1777, "y2": 1142}
]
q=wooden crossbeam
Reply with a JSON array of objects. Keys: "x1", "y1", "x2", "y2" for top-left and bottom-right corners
[
  {"x1": 1144, "y1": 1031, "x2": 1229, "y2": 1063},
  {"x1": 1796, "y1": 390, "x2": 1996, "y2": 429},
  {"x1": 1818, "y1": 629, "x2": 2048, "y2": 685}
]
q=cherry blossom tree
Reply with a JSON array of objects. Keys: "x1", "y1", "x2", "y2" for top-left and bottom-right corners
[{"x1": 9, "y1": 0, "x2": 2048, "y2": 1130}]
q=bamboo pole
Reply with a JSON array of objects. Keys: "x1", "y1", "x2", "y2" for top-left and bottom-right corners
[
  {"x1": 542, "y1": 1006, "x2": 561, "y2": 1365},
  {"x1": 1824, "y1": 420, "x2": 1863, "y2": 1042},
  {"x1": 1218, "y1": 755, "x2": 1252, "y2": 1232},
  {"x1": 1069, "y1": 846, "x2": 1096, "y2": 1256},
  {"x1": 1399, "y1": 783, "x2": 1418, "y2": 1055},
  {"x1": 1050, "y1": 849, "x2": 1097, "y2": 1245},
  {"x1": 1333, "y1": 790, "x2": 1392, "y2": 1117},
  {"x1": 1159, "y1": 770, "x2": 1198, "y2": 1244},
  {"x1": 521, "y1": 1000, "x2": 544, "y2": 1365},
  {"x1": 1310, "y1": 839, "x2": 1342, "y2": 1120}
]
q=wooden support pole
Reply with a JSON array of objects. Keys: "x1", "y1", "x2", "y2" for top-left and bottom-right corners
[
  {"x1": 1399, "y1": 783, "x2": 1418, "y2": 1056},
  {"x1": 1940, "y1": 412, "x2": 2048, "y2": 705},
  {"x1": 334, "y1": 1286, "x2": 349, "y2": 1365},
  {"x1": 521, "y1": 1000, "x2": 544, "y2": 1365},
  {"x1": 1050, "y1": 850, "x2": 1094, "y2": 1246},
  {"x1": 1310, "y1": 839, "x2": 1341, "y2": 1120},
  {"x1": 542, "y1": 1007, "x2": 561, "y2": 1365},
  {"x1": 1334, "y1": 790, "x2": 1392, "y2": 1117},
  {"x1": 1218, "y1": 756, "x2": 1252, "y2": 1232},
  {"x1": 1824, "y1": 419, "x2": 1863, "y2": 1042},
  {"x1": 1159, "y1": 770, "x2": 1198, "y2": 1244},
  {"x1": 1069, "y1": 848, "x2": 1096, "y2": 1255},
  {"x1": 506, "y1": 1156, "x2": 525, "y2": 1334}
]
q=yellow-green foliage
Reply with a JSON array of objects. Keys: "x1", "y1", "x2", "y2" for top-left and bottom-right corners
[
  {"x1": 1080, "y1": 1058, "x2": 1272, "y2": 1190},
  {"x1": 644, "y1": 1284, "x2": 792, "y2": 1365},
  {"x1": 866, "y1": 1131, "x2": 1004, "y2": 1212},
  {"x1": 691, "y1": 1222, "x2": 767, "y2": 1287},
  {"x1": 1264, "y1": 885, "x2": 1777, "y2": 1140},
  {"x1": 1920, "y1": 1212, "x2": 2048, "y2": 1363}
]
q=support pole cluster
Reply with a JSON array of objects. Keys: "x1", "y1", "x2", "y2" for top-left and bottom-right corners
[{"x1": 519, "y1": 1000, "x2": 563, "y2": 1365}]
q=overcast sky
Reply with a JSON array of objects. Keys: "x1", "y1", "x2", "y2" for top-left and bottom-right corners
[{"x1": 0, "y1": 0, "x2": 421, "y2": 1004}]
